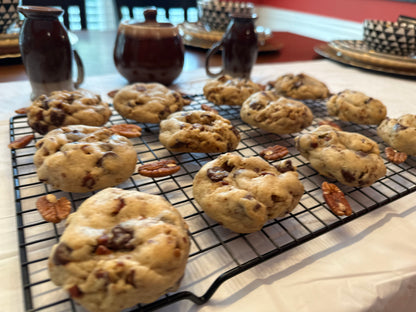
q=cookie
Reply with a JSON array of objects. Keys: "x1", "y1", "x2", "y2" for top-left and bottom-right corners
[
  {"x1": 240, "y1": 91, "x2": 313, "y2": 134},
  {"x1": 203, "y1": 74, "x2": 263, "y2": 106},
  {"x1": 326, "y1": 90, "x2": 387, "y2": 125},
  {"x1": 113, "y1": 83, "x2": 190, "y2": 124},
  {"x1": 267, "y1": 73, "x2": 330, "y2": 100},
  {"x1": 34, "y1": 125, "x2": 137, "y2": 193},
  {"x1": 159, "y1": 110, "x2": 240, "y2": 153},
  {"x1": 48, "y1": 187, "x2": 190, "y2": 312},
  {"x1": 295, "y1": 125, "x2": 386, "y2": 187},
  {"x1": 27, "y1": 89, "x2": 111, "y2": 135},
  {"x1": 192, "y1": 153, "x2": 304, "y2": 233},
  {"x1": 377, "y1": 114, "x2": 416, "y2": 156}
]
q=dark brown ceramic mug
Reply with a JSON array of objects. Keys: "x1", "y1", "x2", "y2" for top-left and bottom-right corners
[
  {"x1": 205, "y1": 13, "x2": 258, "y2": 79},
  {"x1": 18, "y1": 6, "x2": 84, "y2": 100},
  {"x1": 113, "y1": 9, "x2": 185, "y2": 85}
]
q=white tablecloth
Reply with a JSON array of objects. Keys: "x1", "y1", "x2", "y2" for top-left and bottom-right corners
[{"x1": 1, "y1": 60, "x2": 416, "y2": 312}]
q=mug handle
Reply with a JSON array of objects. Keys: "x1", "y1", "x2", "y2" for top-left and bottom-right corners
[
  {"x1": 205, "y1": 40, "x2": 224, "y2": 77},
  {"x1": 73, "y1": 50, "x2": 84, "y2": 88}
]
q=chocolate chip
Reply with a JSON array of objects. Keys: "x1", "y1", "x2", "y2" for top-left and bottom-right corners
[
  {"x1": 275, "y1": 160, "x2": 295, "y2": 173},
  {"x1": 207, "y1": 166, "x2": 229, "y2": 182},
  {"x1": 96, "y1": 151, "x2": 118, "y2": 167},
  {"x1": 126, "y1": 270, "x2": 136, "y2": 287},
  {"x1": 50, "y1": 109, "x2": 66, "y2": 126},
  {"x1": 41, "y1": 99, "x2": 50, "y2": 110},
  {"x1": 341, "y1": 169, "x2": 356, "y2": 183},
  {"x1": 32, "y1": 121, "x2": 49, "y2": 135},
  {"x1": 221, "y1": 161, "x2": 234, "y2": 172},
  {"x1": 82, "y1": 172, "x2": 96, "y2": 189},
  {"x1": 364, "y1": 97, "x2": 373, "y2": 104},
  {"x1": 53, "y1": 243, "x2": 73, "y2": 265},
  {"x1": 249, "y1": 102, "x2": 264, "y2": 110},
  {"x1": 271, "y1": 194, "x2": 281, "y2": 202},
  {"x1": 106, "y1": 226, "x2": 135, "y2": 251}
]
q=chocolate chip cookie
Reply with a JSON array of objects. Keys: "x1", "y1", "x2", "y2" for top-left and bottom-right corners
[
  {"x1": 193, "y1": 153, "x2": 304, "y2": 233},
  {"x1": 48, "y1": 187, "x2": 190, "y2": 312},
  {"x1": 34, "y1": 125, "x2": 137, "y2": 193},
  {"x1": 295, "y1": 125, "x2": 386, "y2": 187},
  {"x1": 326, "y1": 90, "x2": 387, "y2": 125},
  {"x1": 240, "y1": 91, "x2": 314, "y2": 134},
  {"x1": 27, "y1": 89, "x2": 111, "y2": 135},
  {"x1": 159, "y1": 110, "x2": 240, "y2": 153},
  {"x1": 267, "y1": 73, "x2": 330, "y2": 100},
  {"x1": 113, "y1": 82, "x2": 190, "y2": 124},
  {"x1": 377, "y1": 114, "x2": 416, "y2": 156},
  {"x1": 203, "y1": 74, "x2": 263, "y2": 106}
]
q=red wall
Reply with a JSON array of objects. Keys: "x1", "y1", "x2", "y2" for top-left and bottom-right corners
[{"x1": 251, "y1": 0, "x2": 416, "y2": 22}]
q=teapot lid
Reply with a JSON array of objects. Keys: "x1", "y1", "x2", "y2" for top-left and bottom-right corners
[
  {"x1": 135, "y1": 8, "x2": 174, "y2": 28},
  {"x1": 118, "y1": 8, "x2": 180, "y2": 37}
]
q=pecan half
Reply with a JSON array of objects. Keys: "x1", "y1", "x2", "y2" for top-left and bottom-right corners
[
  {"x1": 138, "y1": 159, "x2": 181, "y2": 177},
  {"x1": 318, "y1": 120, "x2": 342, "y2": 131},
  {"x1": 109, "y1": 124, "x2": 142, "y2": 138},
  {"x1": 36, "y1": 194, "x2": 71, "y2": 223},
  {"x1": 385, "y1": 147, "x2": 407, "y2": 164},
  {"x1": 107, "y1": 89, "x2": 119, "y2": 98},
  {"x1": 260, "y1": 145, "x2": 289, "y2": 160},
  {"x1": 15, "y1": 107, "x2": 29, "y2": 115},
  {"x1": 8, "y1": 134, "x2": 35, "y2": 149},
  {"x1": 322, "y1": 182, "x2": 352, "y2": 216},
  {"x1": 201, "y1": 103, "x2": 218, "y2": 114}
]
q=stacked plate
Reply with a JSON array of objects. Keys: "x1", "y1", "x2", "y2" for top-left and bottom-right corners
[
  {"x1": 0, "y1": 32, "x2": 20, "y2": 59},
  {"x1": 179, "y1": 22, "x2": 281, "y2": 52},
  {"x1": 314, "y1": 39, "x2": 416, "y2": 77}
]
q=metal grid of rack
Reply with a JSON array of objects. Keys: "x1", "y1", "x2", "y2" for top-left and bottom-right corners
[{"x1": 10, "y1": 95, "x2": 416, "y2": 311}]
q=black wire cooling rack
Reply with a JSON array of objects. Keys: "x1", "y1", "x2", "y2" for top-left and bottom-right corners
[{"x1": 10, "y1": 95, "x2": 416, "y2": 312}]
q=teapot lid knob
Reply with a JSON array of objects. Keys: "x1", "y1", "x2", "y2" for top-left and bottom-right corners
[{"x1": 144, "y1": 8, "x2": 157, "y2": 23}]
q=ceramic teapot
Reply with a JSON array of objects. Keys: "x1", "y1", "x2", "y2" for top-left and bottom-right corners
[{"x1": 113, "y1": 9, "x2": 185, "y2": 85}]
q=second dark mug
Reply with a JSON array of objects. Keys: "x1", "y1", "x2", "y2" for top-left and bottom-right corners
[{"x1": 205, "y1": 13, "x2": 258, "y2": 79}]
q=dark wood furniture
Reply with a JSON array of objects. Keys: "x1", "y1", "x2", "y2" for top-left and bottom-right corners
[
  {"x1": 0, "y1": 30, "x2": 324, "y2": 83},
  {"x1": 21, "y1": 0, "x2": 87, "y2": 29},
  {"x1": 113, "y1": 0, "x2": 197, "y2": 22}
]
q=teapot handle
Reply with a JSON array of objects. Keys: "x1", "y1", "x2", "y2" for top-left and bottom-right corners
[
  {"x1": 73, "y1": 50, "x2": 84, "y2": 88},
  {"x1": 205, "y1": 40, "x2": 224, "y2": 77}
]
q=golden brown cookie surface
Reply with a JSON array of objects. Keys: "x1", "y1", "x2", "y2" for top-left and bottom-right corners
[
  {"x1": 28, "y1": 89, "x2": 111, "y2": 135},
  {"x1": 193, "y1": 153, "x2": 304, "y2": 233},
  {"x1": 34, "y1": 125, "x2": 137, "y2": 193},
  {"x1": 48, "y1": 187, "x2": 190, "y2": 312}
]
